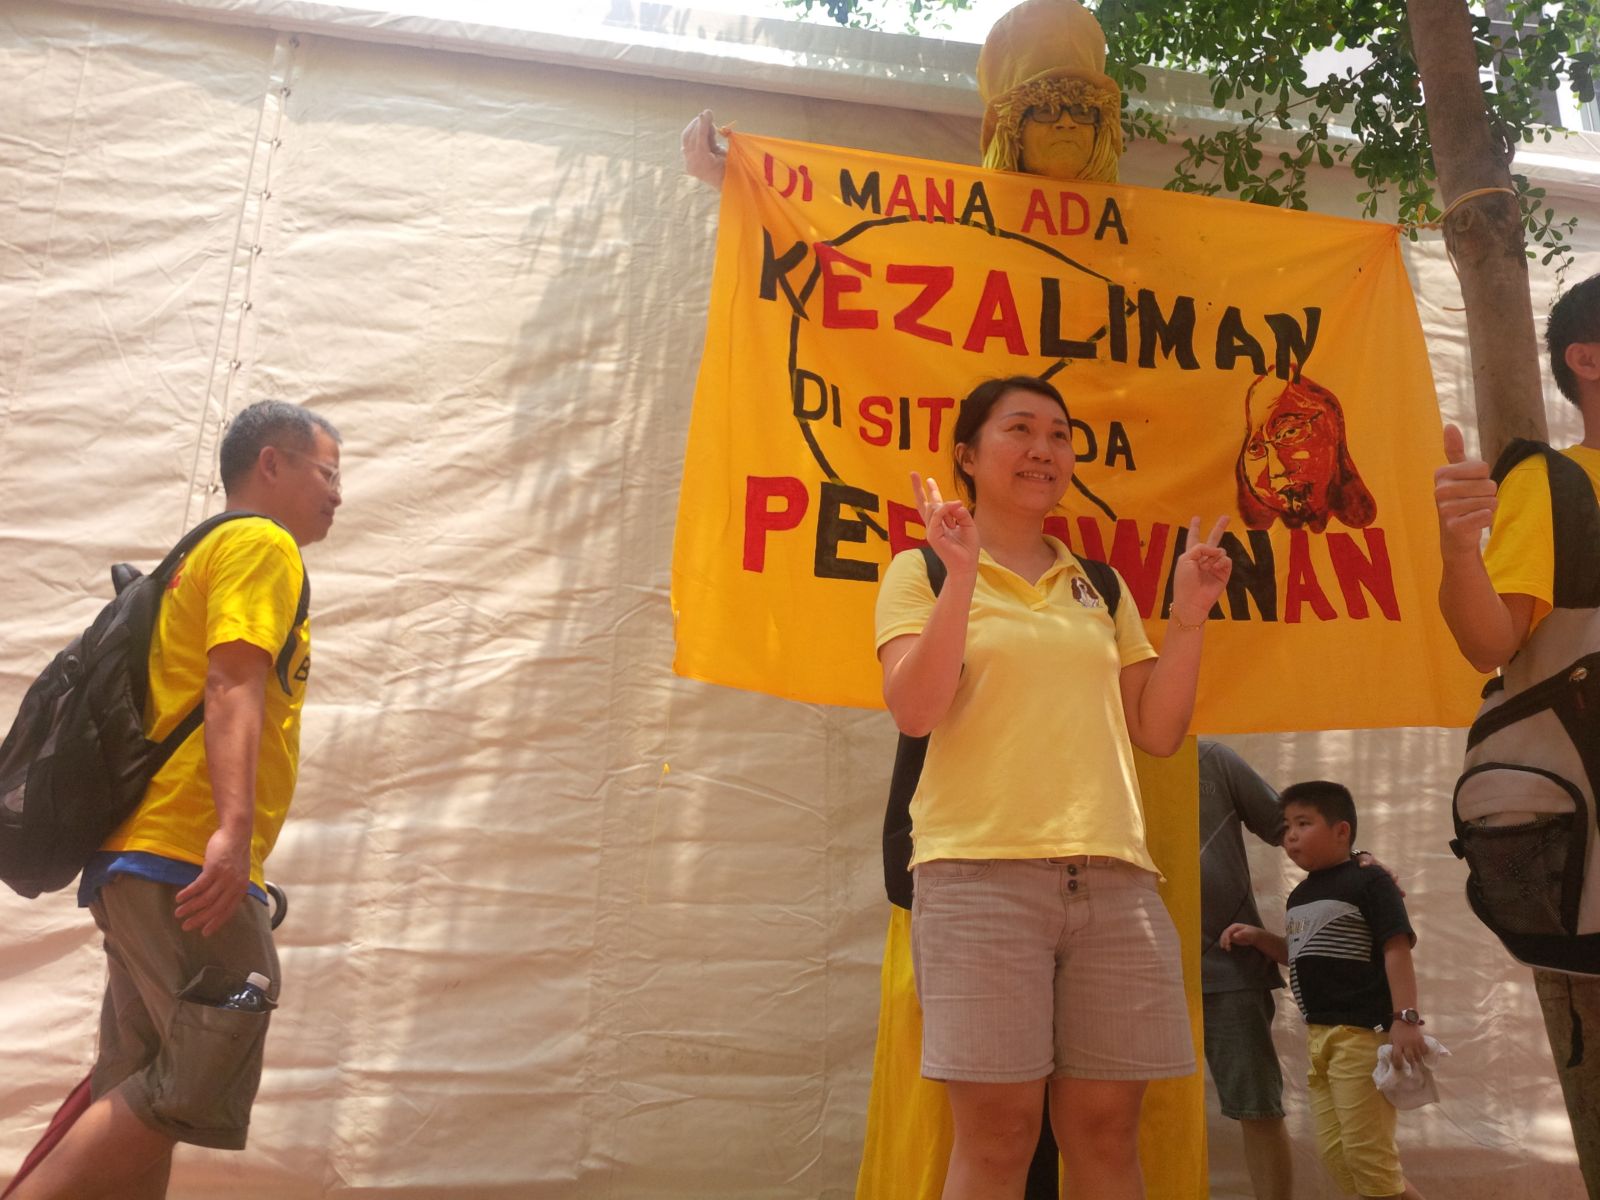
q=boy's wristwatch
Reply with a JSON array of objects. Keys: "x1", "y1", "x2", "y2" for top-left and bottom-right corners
[{"x1": 1390, "y1": 1008, "x2": 1425, "y2": 1026}]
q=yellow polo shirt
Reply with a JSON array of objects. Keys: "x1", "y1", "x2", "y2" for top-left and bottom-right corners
[
  {"x1": 1483, "y1": 445, "x2": 1600, "y2": 631},
  {"x1": 874, "y1": 537, "x2": 1158, "y2": 869},
  {"x1": 100, "y1": 518, "x2": 309, "y2": 889}
]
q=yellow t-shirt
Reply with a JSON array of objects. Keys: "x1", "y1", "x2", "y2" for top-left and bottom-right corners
[
  {"x1": 873, "y1": 537, "x2": 1158, "y2": 870},
  {"x1": 100, "y1": 517, "x2": 310, "y2": 888},
  {"x1": 1483, "y1": 445, "x2": 1600, "y2": 631}
]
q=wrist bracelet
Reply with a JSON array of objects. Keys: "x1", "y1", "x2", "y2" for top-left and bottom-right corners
[{"x1": 1172, "y1": 614, "x2": 1206, "y2": 631}]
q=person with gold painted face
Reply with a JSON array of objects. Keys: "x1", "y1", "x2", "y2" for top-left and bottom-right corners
[
  {"x1": 977, "y1": 0, "x2": 1124, "y2": 184},
  {"x1": 681, "y1": 0, "x2": 1125, "y2": 190}
]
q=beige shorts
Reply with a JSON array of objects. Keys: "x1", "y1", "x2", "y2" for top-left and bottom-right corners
[
  {"x1": 90, "y1": 875, "x2": 279, "y2": 1149},
  {"x1": 910, "y1": 856, "x2": 1194, "y2": 1083}
]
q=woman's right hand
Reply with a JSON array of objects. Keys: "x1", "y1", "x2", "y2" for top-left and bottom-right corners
[{"x1": 913, "y1": 472, "x2": 979, "y2": 578}]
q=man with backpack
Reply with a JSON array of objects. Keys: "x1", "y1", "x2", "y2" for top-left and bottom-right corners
[
  {"x1": 8, "y1": 400, "x2": 342, "y2": 1200},
  {"x1": 1432, "y1": 270, "x2": 1600, "y2": 1190}
]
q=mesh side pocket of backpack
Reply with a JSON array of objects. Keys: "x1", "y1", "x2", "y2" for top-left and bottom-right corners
[{"x1": 1453, "y1": 763, "x2": 1586, "y2": 937}]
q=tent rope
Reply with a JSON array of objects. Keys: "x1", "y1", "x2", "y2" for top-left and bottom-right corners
[
  {"x1": 1403, "y1": 186, "x2": 1518, "y2": 311},
  {"x1": 1405, "y1": 185, "x2": 1518, "y2": 233}
]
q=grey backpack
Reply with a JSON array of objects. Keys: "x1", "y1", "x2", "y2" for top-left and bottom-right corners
[{"x1": 1451, "y1": 440, "x2": 1600, "y2": 976}]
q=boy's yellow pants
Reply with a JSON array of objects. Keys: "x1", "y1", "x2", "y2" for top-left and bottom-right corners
[{"x1": 855, "y1": 739, "x2": 1207, "y2": 1200}]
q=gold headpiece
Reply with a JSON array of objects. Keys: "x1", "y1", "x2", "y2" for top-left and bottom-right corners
[{"x1": 978, "y1": 0, "x2": 1124, "y2": 181}]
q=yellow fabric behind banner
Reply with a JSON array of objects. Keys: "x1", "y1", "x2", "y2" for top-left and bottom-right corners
[{"x1": 672, "y1": 132, "x2": 1482, "y2": 732}]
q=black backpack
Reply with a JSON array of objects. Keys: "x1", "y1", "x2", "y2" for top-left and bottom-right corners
[
  {"x1": 0, "y1": 512, "x2": 308, "y2": 899},
  {"x1": 1451, "y1": 440, "x2": 1600, "y2": 975},
  {"x1": 881, "y1": 544, "x2": 1123, "y2": 908}
]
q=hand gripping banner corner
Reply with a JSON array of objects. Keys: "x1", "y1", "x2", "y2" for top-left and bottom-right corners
[{"x1": 671, "y1": 131, "x2": 1482, "y2": 733}]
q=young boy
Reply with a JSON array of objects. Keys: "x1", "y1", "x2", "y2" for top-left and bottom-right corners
[{"x1": 1221, "y1": 781, "x2": 1428, "y2": 1200}]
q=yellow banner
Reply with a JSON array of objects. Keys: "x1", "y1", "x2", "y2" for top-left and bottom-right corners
[{"x1": 672, "y1": 132, "x2": 1482, "y2": 731}]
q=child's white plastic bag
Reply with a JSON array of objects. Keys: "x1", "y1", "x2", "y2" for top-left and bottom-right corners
[{"x1": 1373, "y1": 1035, "x2": 1450, "y2": 1109}]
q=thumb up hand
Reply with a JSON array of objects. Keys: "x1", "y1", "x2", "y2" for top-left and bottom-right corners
[{"x1": 1434, "y1": 423, "x2": 1496, "y2": 554}]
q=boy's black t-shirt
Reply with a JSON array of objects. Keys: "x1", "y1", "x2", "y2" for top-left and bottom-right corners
[{"x1": 1285, "y1": 859, "x2": 1414, "y2": 1030}]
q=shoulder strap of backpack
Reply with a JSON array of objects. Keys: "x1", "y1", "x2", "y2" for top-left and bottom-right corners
[
  {"x1": 882, "y1": 546, "x2": 948, "y2": 910},
  {"x1": 147, "y1": 513, "x2": 311, "y2": 774},
  {"x1": 1489, "y1": 436, "x2": 1547, "y2": 486},
  {"x1": 1071, "y1": 552, "x2": 1122, "y2": 618},
  {"x1": 1492, "y1": 438, "x2": 1600, "y2": 609},
  {"x1": 917, "y1": 543, "x2": 946, "y2": 597},
  {"x1": 148, "y1": 510, "x2": 258, "y2": 587},
  {"x1": 275, "y1": 572, "x2": 311, "y2": 695},
  {"x1": 1541, "y1": 449, "x2": 1600, "y2": 609}
]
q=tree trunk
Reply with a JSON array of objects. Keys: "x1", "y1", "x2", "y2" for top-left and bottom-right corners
[{"x1": 1406, "y1": 0, "x2": 1547, "y2": 460}]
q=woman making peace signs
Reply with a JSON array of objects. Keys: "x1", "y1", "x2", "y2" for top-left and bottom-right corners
[{"x1": 874, "y1": 375, "x2": 1233, "y2": 1200}]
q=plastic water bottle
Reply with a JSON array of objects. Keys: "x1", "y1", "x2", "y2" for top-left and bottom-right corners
[{"x1": 220, "y1": 972, "x2": 274, "y2": 1012}]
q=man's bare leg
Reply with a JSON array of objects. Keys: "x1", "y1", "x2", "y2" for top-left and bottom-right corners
[
  {"x1": 9, "y1": 1086, "x2": 174, "y2": 1200},
  {"x1": 1239, "y1": 1115, "x2": 1293, "y2": 1200},
  {"x1": 125, "y1": 1146, "x2": 173, "y2": 1200}
]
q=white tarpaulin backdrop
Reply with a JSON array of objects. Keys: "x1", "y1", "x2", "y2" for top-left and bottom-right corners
[{"x1": 2, "y1": 1, "x2": 1599, "y2": 1196}]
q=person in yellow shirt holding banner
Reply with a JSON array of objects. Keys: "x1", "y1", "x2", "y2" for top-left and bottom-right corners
[
  {"x1": 10, "y1": 400, "x2": 342, "y2": 1200},
  {"x1": 874, "y1": 374, "x2": 1231, "y2": 1200},
  {"x1": 683, "y1": 4, "x2": 1212, "y2": 1195}
]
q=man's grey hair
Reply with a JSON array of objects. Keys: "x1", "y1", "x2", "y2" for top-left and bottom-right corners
[{"x1": 219, "y1": 401, "x2": 341, "y2": 491}]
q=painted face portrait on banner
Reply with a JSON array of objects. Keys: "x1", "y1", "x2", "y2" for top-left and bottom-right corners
[{"x1": 1236, "y1": 372, "x2": 1377, "y2": 533}]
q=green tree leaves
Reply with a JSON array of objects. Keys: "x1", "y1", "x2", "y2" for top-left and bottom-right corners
[{"x1": 781, "y1": 0, "x2": 1599, "y2": 268}]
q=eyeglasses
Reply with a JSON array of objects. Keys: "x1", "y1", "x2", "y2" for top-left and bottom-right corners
[
  {"x1": 1246, "y1": 410, "x2": 1324, "y2": 458},
  {"x1": 276, "y1": 446, "x2": 342, "y2": 491},
  {"x1": 1024, "y1": 101, "x2": 1100, "y2": 127}
]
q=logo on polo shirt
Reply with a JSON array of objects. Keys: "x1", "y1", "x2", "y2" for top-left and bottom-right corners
[{"x1": 1070, "y1": 577, "x2": 1104, "y2": 609}]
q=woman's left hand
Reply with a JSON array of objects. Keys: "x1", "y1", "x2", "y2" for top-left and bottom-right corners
[{"x1": 1170, "y1": 516, "x2": 1232, "y2": 625}]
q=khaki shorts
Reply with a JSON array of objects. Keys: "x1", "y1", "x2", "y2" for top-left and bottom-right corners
[
  {"x1": 90, "y1": 875, "x2": 279, "y2": 1150},
  {"x1": 910, "y1": 857, "x2": 1194, "y2": 1083}
]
